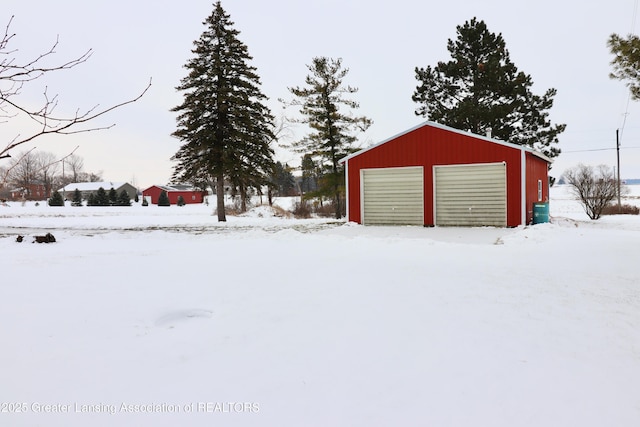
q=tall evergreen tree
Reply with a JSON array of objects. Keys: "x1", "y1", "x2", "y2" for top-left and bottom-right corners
[
  {"x1": 608, "y1": 33, "x2": 640, "y2": 99},
  {"x1": 412, "y1": 18, "x2": 565, "y2": 160},
  {"x1": 270, "y1": 161, "x2": 295, "y2": 197},
  {"x1": 171, "y1": 1, "x2": 275, "y2": 221},
  {"x1": 300, "y1": 153, "x2": 319, "y2": 193},
  {"x1": 288, "y1": 57, "x2": 372, "y2": 219}
]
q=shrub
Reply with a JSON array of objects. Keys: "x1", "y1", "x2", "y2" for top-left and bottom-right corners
[
  {"x1": 48, "y1": 191, "x2": 64, "y2": 206},
  {"x1": 602, "y1": 203, "x2": 640, "y2": 215},
  {"x1": 564, "y1": 164, "x2": 626, "y2": 220},
  {"x1": 94, "y1": 187, "x2": 110, "y2": 206},
  {"x1": 108, "y1": 187, "x2": 118, "y2": 205},
  {"x1": 71, "y1": 188, "x2": 83, "y2": 207},
  {"x1": 292, "y1": 200, "x2": 312, "y2": 219},
  {"x1": 177, "y1": 195, "x2": 185, "y2": 207},
  {"x1": 142, "y1": 198, "x2": 149, "y2": 207},
  {"x1": 117, "y1": 190, "x2": 131, "y2": 206},
  {"x1": 158, "y1": 190, "x2": 170, "y2": 206}
]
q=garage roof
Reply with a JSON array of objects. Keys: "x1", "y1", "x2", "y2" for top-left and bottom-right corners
[{"x1": 341, "y1": 121, "x2": 553, "y2": 164}]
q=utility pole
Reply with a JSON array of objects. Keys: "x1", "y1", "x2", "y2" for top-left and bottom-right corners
[{"x1": 616, "y1": 129, "x2": 621, "y2": 208}]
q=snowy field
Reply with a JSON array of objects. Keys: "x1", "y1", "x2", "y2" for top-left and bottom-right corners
[{"x1": 1, "y1": 186, "x2": 639, "y2": 427}]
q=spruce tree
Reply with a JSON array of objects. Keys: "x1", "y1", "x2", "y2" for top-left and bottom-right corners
[
  {"x1": 287, "y1": 57, "x2": 372, "y2": 219},
  {"x1": 171, "y1": 1, "x2": 275, "y2": 221},
  {"x1": 87, "y1": 193, "x2": 96, "y2": 207},
  {"x1": 301, "y1": 153, "x2": 319, "y2": 193},
  {"x1": 108, "y1": 187, "x2": 118, "y2": 206},
  {"x1": 95, "y1": 187, "x2": 109, "y2": 206},
  {"x1": 71, "y1": 188, "x2": 83, "y2": 207},
  {"x1": 270, "y1": 161, "x2": 295, "y2": 197},
  {"x1": 48, "y1": 191, "x2": 64, "y2": 206},
  {"x1": 117, "y1": 189, "x2": 131, "y2": 206},
  {"x1": 412, "y1": 18, "x2": 565, "y2": 160},
  {"x1": 158, "y1": 190, "x2": 170, "y2": 206}
]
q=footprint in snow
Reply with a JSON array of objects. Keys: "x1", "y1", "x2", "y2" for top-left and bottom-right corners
[{"x1": 155, "y1": 309, "x2": 213, "y2": 328}]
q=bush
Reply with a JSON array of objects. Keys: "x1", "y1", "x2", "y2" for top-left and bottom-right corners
[
  {"x1": 564, "y1": 164, "x2": 626, "y2": 220},
  {"x1": 94, "y1": 187, "x2": 110, "y2": 206},
  {"x1": 71, "y1": 188, "x2": 83, "y2": 207},
  {"x1": 142, "y1": 198, "x2": 149, "y2": 207},
  {"x1": 602, "y1": 203, "x2": 640, "y2": 215},
  {"x1": 177, "y1": 195, "x2": 185, "y2": 207},
  {"x1": 158, "y1": 190, "x2": 170, "y2": 206},
  {"x1": 117, "y1": 190, "x2": 131, "y2": 206},
  {"x1": 48, "y1": 191, "x2": 64, "y2": 207},
  {"x1": 292, "y1": 200, "x2": 312, "y2": 219}
]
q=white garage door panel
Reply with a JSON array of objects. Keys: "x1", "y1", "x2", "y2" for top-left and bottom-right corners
[
  {"x1": 362, "y1": 167, "x2": 423, "y2": 225},
  {"x1": 435, "y1": 163, "x2": 506, "y2": 227}
]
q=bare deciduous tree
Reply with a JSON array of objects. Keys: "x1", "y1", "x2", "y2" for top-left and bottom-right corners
[
  {"x1": 35, "y1": 151, "x2": 59, "y2": 196},
  {"x1": 0, "y1": 16, "x2": 151, "y2": 161},
  {"x1": 564, "y1": 164, "x2": 626, "y2": 220},
  {"x1": 6, "y1": 150, "x2": 38, "y2": 198},
  {"x1": 63, "y1": 153, "x2": 84, "y2": 183}
]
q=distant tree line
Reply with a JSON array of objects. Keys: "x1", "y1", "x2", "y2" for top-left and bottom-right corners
[{"x1": 1, "y1": 151, "x2": 102, "y2": 200}]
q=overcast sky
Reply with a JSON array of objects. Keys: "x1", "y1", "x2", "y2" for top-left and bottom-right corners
[{"x1": 3, "y1": 0, "x2": 640, "y2": 188}]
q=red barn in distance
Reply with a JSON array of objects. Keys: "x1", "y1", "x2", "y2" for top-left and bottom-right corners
[
  {"x1": 341, "y1": 121, "x2": 552, "y2": 227},
  {"x1": 142, "y1": 184, "x2": 208, "y2": 205}
]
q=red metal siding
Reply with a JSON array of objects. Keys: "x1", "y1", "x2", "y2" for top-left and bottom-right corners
[
  {"x1": 142, "y1": 186, "x2": 163, "y2": 204},
  {"x1": 525, "y1": 153, "x2": 550, "y2": 224},
  {"x1": 346, "y1": 124, "x2": 526, "y2": 226},
  {"x1": 168, "y1": 191, "x2": 206, "y2": 204},
  {"x1": 142, "y1": 186, "x2": 206, "y2": 205}
]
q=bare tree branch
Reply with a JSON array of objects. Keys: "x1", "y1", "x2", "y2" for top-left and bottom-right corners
[{"x1": 0, "y1": 17, "x2": 152, "y2": 160}]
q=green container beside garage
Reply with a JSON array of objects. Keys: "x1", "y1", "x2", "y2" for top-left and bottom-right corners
[{"x1": 532, "y1": 202, "x2": 549, "y2": 224}]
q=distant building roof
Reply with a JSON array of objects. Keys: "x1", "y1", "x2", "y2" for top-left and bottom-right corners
[
  {"x1": 60, "y1": 182, "x2": 130, "y2": 192},
  {"x1": 144, "y1": 184, "x2": 203, "y2": 192}
]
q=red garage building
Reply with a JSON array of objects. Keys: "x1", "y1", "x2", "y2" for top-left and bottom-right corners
[
  {"x1": 341, "y1": 122, "x2": 551, "y2": 227},
  {"x1": 142, "y1": 185, "x2": 208, "y2": 205}
]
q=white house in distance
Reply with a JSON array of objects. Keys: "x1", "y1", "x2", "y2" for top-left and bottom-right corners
[{"x1": 59, "y1": 182, "x2": 138, "y2": 201}]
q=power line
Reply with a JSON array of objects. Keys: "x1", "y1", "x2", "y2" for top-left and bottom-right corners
[
  {"x1": 563, "y1": 146, "x2": 640, "y2": 153},
  {"x1": 619, "y1": 0, "x2": 639, "y2": 142}
]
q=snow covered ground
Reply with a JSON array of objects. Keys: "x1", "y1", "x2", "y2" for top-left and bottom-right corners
[{"x1": 1, "y1": 186, "x2": 639, "y2": 426}]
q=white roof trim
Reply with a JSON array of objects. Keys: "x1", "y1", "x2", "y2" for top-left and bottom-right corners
[{"x1": 340, "y1": 121, "x2": 553, "y2": 164}]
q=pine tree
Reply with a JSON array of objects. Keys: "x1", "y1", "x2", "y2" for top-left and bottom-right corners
[
  {"x1": 412, "y1": 18, "x2": 565, "y2": 160},
  {"x1": 608, "y1": 33, "x2": 640, "y2": 99},
  {"x1": 117, "y1": 189, "x2": 131, "y2": 206},
  {"x1": 301, "y1": 153, "x2": 319, "y2": 193},
  {"x1": 158, "y1": 190, "x2": 170, "y2": 206},
  {"x1": 108, "y1": 187, "x2": 118, "y2": 206},
  {"x1": 95, "y1": 187, "x2": 109, "y2": 206},
  {"x1": 270, "y1": 161, "x2": 295, "y2": 197},
  {"x1": 171, "y1": 1, "x2": 275, "y2": 221},
  {"x1": 87, "y1": 193, "x2": 96, "y2": 207},
  {"x1": 71, "y1": 188, "x2": 83, "y2": 207},
  {"x1": 48, "y1": 191, "x2": 64, "y2": 206},
  {"x1": 288, "y1": 57, "x2": 372, "y2": 219}
]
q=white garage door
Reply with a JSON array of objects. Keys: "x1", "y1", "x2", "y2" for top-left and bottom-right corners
[
  {"x1": 361, "y1": 167, "x2": 424, "y2": 225},
  {"x1": 434, "y1": 163, "x2": 506, "y2": 227}
]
